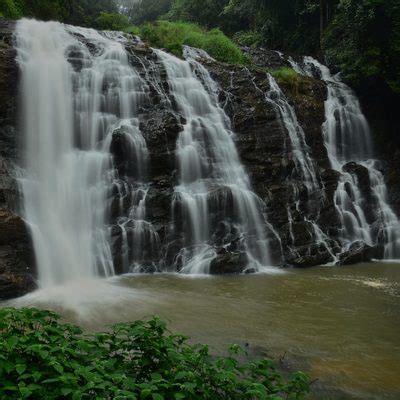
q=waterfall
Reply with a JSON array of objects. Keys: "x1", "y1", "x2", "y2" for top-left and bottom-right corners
[
  {"x1": 14, "y1": 19, "x2": 276, "y2": 282},
  {"x1": 17, "y1": 18, "x2": 398, "y2": 279},
  {"x1": 15, "y1": 19, "x2": 159, "y2": 286},
  {"x1": 266, "y1": 75, "x2": 320, "y2": 194},
  {"x1": 291, "y1": 56, "x2": 400, "y2": 258},
  {"x1": 156, "y1": 49, "x2": 274, "y2": 273},
  {"x1": 264, "y1": 74, "x2": 336, "y2": 262}
]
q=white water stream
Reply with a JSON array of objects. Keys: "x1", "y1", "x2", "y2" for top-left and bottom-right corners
[
  {"x1": 291, "y1": 56, "x2": 400, "y2": 257},
  {"x1": 156, "y1": 49, "x2": 274, "y2": 273},
  {"x1": 14, "y1": 18, "x2": 400, "y2": 285},
  {"x1": 15, "y1": 19, "x2": 158, "y2": 286}
]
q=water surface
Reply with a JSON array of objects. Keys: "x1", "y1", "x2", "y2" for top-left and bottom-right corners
[{"x1": 8, "y1": 262, "x2": 400, "y2": 399}]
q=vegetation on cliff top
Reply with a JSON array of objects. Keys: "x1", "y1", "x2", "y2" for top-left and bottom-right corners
[
  {"x1": 0, "y1": 308, "x2": 310, "y2": 399},
  {"x1": 0, "y1": 0, "x2": 119, "y2": 28},
  {"x1": 128, "y1": 21, "x2": 245, "y2": 64},
  {"x1": 124, "y1": 0, "x2": 399, "y2": 98},
  {"x1": 1, "y1": 0, "x2": 398, "y2": 98}
]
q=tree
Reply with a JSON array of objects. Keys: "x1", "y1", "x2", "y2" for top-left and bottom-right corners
[
  {"x1": 124, "y1": 0, "x2": 172, "y2": 24},
  {"x1": 323, "y1": 0, "x2": 400, "y2": 94},
  {"x1": 95, "y1": 11, "x2": 130, "y2": 31},
  {"x1": 168, "y1": 0, "x2": 229, "y2": 28},
  {"x1": 0, "y1": 0, "x2": 22, "y2": 19}
]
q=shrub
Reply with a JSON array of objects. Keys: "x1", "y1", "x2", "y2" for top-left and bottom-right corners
[
  {"x1": 185, "y1": 28, "x2": 245, "y2": 64},
  {"x1": 0, "y1": 0, "x2": 22, "y2": 19},
  {"x1": 270, "y1": 67, "x2": 303, "y2": 96},
  {"x1": 129, "y1": 20, "x2": 246, "y2": 64},
  {"x1": 0, "y1": 307, "x2": 310, "y2": 399},
  {"x1": 233, "y1": 30, "x2": 264, "y2": 48},
  {"x1": 94, "y1": 12, "x2": 130, "y2": 31},
  {"x1": 270, "y1": 67, "x2": 299, "y2": 85},
  {"x1": 125, "y1": 25, "x2": 141, "y2": 36}
]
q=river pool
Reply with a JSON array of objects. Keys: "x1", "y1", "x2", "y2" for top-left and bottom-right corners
[{"x1": 7, "y1": 262, "x2": 400, "y2": 399}]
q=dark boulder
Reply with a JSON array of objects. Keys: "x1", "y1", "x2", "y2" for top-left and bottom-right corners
[
  {"x1": 339, "y1": 241, "x2": 383, "y2": 266},
  {"x1": 286, "y1": 242, "x2": 335, "y2": 268},
  {"x1": 0, "y1": 209, "x2": 36, "y2": 300},
  {"x1": 210, "y1": 251, "x2": 248, "y2": 274}
]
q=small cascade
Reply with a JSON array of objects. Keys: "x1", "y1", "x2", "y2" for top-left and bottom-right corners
[
  {"x1": 266, "y1": 75, "x2": 320, "y2": 193},
  {"x1": 156, "y1": 49, "x2": 275, "y2": 273},
  {"x1": 291, "y1": 56, "x2": 400, "y2": 258},
  {"x1": 15, "y1": 19, "x2": 160, "y2": 286},
  {"x1": 263, "y1": 74, "x2": 335, "y2": 262}
]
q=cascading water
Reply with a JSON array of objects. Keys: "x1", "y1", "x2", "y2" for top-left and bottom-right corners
[
  {"x1": 15, "y1": 19, "x2": 159, "y2": 286},
  {"x1": 264, "y1": 74, "x2": 335, "y2": 261},
  {"x1": 291, "y1": 56, "x2": 400, "y2": 258},
  {"x1": 266, "y1": 75, "x2": 320, "y2": 194},
  {"x1": 156, "y1": 49, "x2": 274, "y2": 273},
  {"x1": 19, "y1": 17, "x2": 398, "y2": 279}
]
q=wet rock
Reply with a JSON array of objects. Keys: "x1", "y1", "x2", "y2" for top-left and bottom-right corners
[
  {"x1": 343, "y1": 162, "x2": 371, "y2": 197},
  {"x1": 241, "y1": 47, "x2": 289, "y2": 70},
  {"x1": 0, "y1": 209, "x2": 28, "y2": 244},
  {"x1": 287, "y1": 242, "x2": 334, "y2": 268},
  {"x1": 339, "y1": 241, "x2": 383, "y2": 265},
  {"x1": 0, "y1": 210, "x2": 36, "y2": 300},
  {"x1": 210, "y1": 252, "x2": 248, "y2": 274},
  {"x1": 290, "y1": 222, "x2": 314, "y2": 247}
]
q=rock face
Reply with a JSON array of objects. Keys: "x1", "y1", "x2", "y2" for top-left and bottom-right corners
[
  {"x1": 0, "y1": 19, "x2": 398, "y2": 299},
  {"x1": 0, "y1": 19, "x2": 36, "y2": 300}
]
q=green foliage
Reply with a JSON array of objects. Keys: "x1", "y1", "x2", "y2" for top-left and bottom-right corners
[
  {"x1": 184, "y1": 28, "x2": 245, "y2": 64},
  {"x1": 133, "y1": 21, "x2": 246, "y2": 64},
  {"x1": 323, "y1": 0, "x2": 400, "y2": 94},
  {"x1": 233, "y1": 30, "x2": 263, "y2": 47},
  {"x1": 122, "y1": 0, "x2": 172, "y2": 25},
  {"x1": 119, "y1": 0, "x2": 399, "y2": 98},
  {"x1": 167, "y1": 0, "x2": 228, "y2": 29},
  {"x1": 270, "y1": 67, "x2": 304, "y2": 96},
  {"x1": 0, "y1": 0, "x2": 22, "y2": 19},
  {"x1": 125, "y1": 25, "x2": 141, "y2": 36},
  {"x1": 94, "y1": 12, "x2": 130, "y2": 31},
  {"x1": 0, "y1": 0, "x2": 118, "y2": 27},
  {"x1": 223, "y1": 0, "x2": 323, "y2": 52},
  {"x1": 271, "y1": 68, "x2": 299, "y2": 86},
  {"x1": 2, "y1": 0, "x2": 398, "y2": 102},
  {"x1": 0, "y1": 308, "x2": 310, "y2": 399}
]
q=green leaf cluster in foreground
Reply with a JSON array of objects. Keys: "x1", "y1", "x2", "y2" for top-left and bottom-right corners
[{"x1": 0, "y1": 308, "x2": 310, "y2": 399}]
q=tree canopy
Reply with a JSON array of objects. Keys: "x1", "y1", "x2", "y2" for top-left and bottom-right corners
[
  {"x1": 0, "y1": 0, "x2": 118, "y2": 26},
  {"x1": 0, "y1": 0, "x2": 399, "y2": 97},
  {"x1": 122, "y1": 0, "x2": 400, "y2": 97}
]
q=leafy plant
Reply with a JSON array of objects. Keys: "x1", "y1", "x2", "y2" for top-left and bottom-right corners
[
  {"x1": 322, "y1": 0, "x2": 400, "y2": 94},
  {"x1": 233, "y1": 30, "x2": 264, "y2": 48},
  {"x1": 129, "y1": 21, "x2": 246, "y2": 64},
  {"x1": 94, "y1": 12, "x2": 130, "y2": 31},
  {"x1": 271, "y1": 68, "x2": 299, "y2": 85},
  {"x1": 0, "y1": 0, "x2": 22, "y2": 19},
  {"x1": 0, "y1": 307, "x2": 310, "y2": 399}
]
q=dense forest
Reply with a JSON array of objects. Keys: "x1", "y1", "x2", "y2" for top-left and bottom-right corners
[
  {"x1": 128, "y1": 0, "x2": 400, "y2": 100},
  {"x1": 0, "y1": 0, "x2": 399, "y2": 123}
]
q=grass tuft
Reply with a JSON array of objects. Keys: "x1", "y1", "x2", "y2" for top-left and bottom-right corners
[{"x1": 126, "y1": 21, "x2": 246, "y2": 64}]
